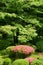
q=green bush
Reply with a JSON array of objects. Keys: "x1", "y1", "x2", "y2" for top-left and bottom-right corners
[
  {"x1": 3, "y1": 58, "x2": 12, "y2": 65},
  {"x1": 36, "y1": 39, "x2": 43, "y2": 51},
  {"x1": 12, "y1": 59, "x2": 29, "y2": 65},
  {"x1": 31, "y1": 59, "x2": 43, "y2": 65}
]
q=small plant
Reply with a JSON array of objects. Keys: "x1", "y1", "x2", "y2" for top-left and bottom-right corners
[{"x1": 12, "y1": 59, "x2": 29, "y2": 65}]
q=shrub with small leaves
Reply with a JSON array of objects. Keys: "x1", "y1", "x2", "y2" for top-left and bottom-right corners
[
  {"x1": 12, "y1": 45, "x2": 35, "y2": 55},
  {"x1": 31, "y1": 59, "x2": 43, "y2": 65},
  {"x1": 12, "y1": 59, "x2": 29, "y2": 65},
  {"x1": 11, "y1": 45, "x2": 35, "y2": 59}
]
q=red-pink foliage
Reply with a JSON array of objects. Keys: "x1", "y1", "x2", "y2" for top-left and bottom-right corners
[
  {"x1": 25, "y1": 57, "x2": 35, "y2": 63},
  {"x1": 11, "y1": 45, "x2": 35, "y2": 55}
]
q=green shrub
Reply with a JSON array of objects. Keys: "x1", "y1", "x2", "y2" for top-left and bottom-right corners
[
  {"x1": 12, "y1": 59, "x2": 29, "y2": 65},
  {"x1": 3, "y1": 58, "x2": 12, "y2": 65},
  {"x1": 31, "y1": 59, "x2": 43, "y2": 65},
  {"x1": 36, "y1": 39, "x2": 43, "y2": 51}
]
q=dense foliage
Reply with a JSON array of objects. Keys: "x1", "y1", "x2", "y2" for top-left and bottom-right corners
[
  {"x1": 0, "y1": 0, "x2": 43, "y2": 50},
  {"x1": 0, "y1": 0, "x2": 43, "y2": 65}
]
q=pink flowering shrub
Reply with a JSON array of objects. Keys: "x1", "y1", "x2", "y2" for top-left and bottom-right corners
[
  {"x1": 25, "y1": 57, "x2": 35, "y2": 63},
  {"x1": 11, "y1": 45, "x2": 35, "y2": 55}
]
